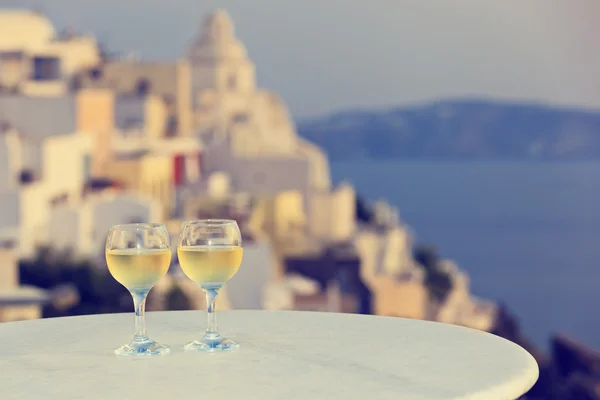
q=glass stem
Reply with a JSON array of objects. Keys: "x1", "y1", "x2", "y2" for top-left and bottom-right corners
[
  {"x1": 204, "y1": 288, "x2": 220, "y2": 339},
  {"x1": 132, "y1": 292, "x2": 149, "y2": 342}
]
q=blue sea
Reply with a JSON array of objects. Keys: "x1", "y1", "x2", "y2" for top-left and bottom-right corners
[{"x1": 331, "y1": 161, "x2": 600, "y2": 351}]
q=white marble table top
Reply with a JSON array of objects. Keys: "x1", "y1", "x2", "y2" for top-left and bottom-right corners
[{"x1": 0, "y1": 310, "x2": 538, "y2": 400}]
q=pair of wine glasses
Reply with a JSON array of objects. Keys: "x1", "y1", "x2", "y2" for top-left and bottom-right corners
[{"x1": 105, "y1": 219, "x2": 243, "y2": 356}]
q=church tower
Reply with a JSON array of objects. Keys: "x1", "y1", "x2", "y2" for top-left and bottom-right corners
[{"x1": 187, "y1": 9, "x2": 256, "y2": 106}]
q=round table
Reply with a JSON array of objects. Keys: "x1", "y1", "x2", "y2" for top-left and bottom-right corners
[{"x1": 0, "y1": 310, "x2": 538, "y2": 399}]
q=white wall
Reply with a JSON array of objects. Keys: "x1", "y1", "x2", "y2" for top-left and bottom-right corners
[
  {"x1": 22, "y1": 140, "x2": 43, "y2": 178},
  {"x1": 330, "y1": 183, "x2": 356, "y2": 241},
  {"x1": 206, "y1": 171, "x2": 230, "y2": 198},
  {"x1": 114, "y1": 95, "x2": 146, "y2": 131},
  {"x1": 245, "y1": 91, "x2": 297, "y2": 154},
  {"x1": 0, "y1": 248, "x2": 18, "y2": 290},
  {"x1": 0, "y1": 132, "x2": 90, "y2": 257},
  {"x1": 91, "y1": 194, "x2": 163, "y2": 254},
  {"x1": 226, "y1": 241, "x2": 273, "y2": 309},
  {"x1": 42, "y1": 133, "x2": 91, "y2": 199},
  {"x1": 46, "y1": 193, "x2": 163, "y2": 258},
  {"x1": 382, "y1": 226, "x2": 413, "y2": 275},
  {"x1": 202, "y1": 143, "x2": 311, "y2": 196},
  {"x1": 0, "y1": 95, "x2": 76, "y2": 142},
  {"x1": 47, "y1": 204, "x2": 88, "y2": 255},
  {"x1": 188, "y1": 36, "x2": 256, "y2": 96},
  {"x1": 0, "y1": 190, "x2": 19, "y2": 236},
  {"x1": 297, "y1": 137, "x2": 331, "y2": 191},
  {"x1": 309, "y1": 183, "x2": 356, "y2": 243},
  {"x1": 0, "y1": 128, "x2": 23, "y2": 189},
  {"x1": 0, "y1": 134, "x2": 10, "y2": 189},
  {"x1": 354, "y1": 229, "x2": 383, "y2": 282},
  {"x1": 0, "y1": 138, "x2": 14, "y2": 189},
  {"x1": 20, "y1": 81, "x2": 68, "y2": 97},
  {"x1": 19, "y1": 182, "x2": 51, "y2": 257},
  {"x1": 46, "y1": 36, "x2": 101, "y2": 76}
]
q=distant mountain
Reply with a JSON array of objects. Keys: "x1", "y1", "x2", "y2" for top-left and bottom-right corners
[{"x1": 296, "y1": 99, "x2": 600, "y2": 161}]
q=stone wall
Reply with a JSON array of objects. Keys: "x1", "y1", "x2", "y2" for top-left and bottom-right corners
[{"x1": 369, "y1": 277, "x2": 427, "y2": 320}]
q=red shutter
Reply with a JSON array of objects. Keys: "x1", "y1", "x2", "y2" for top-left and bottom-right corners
[{"x1": 174, "y1": 154, "x2": 185, "y2": 186}]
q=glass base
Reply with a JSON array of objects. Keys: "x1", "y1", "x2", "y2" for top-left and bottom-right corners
[
  {"x1": 184, "y1": 337, "x2": 239, "y2": 353},
  {"x1": 114, "y1": 339, "x2": 170, "y2": 356}
]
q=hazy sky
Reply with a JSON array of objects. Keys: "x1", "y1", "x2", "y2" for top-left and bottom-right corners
[{"x1": 1, "y1": 0, "x2": 599, "y2": 117}]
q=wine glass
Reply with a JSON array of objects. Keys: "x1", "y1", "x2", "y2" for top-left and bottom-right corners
[
  {"x1": 177, "y1": 219, "x2": 243, "y2": 352},
  {"x1": 105, "y1": 223, "x2": 171, "y2": 356}
]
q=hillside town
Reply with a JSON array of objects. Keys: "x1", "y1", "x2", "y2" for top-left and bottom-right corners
[{"x1": 0, "y1": 9, "x2": 497, "y2": 331}]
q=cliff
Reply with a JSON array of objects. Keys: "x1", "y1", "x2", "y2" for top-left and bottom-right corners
[
  {"x1": 297, "y1": 99, "x2": 600, "y2": 161},
  {"x1": 492, "y1": 304, "x2": 600, "y2": 400},
  {"x1": 545, "y1": 335, "x2": 600, "y2": 400}
]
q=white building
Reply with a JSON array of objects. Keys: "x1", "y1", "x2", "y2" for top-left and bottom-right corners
[
  {"x1": 112, "y1": 133, "x2": 203, "y2": 186},
  {"x1": 41, "y1": 133, "x2": 92, "y2": 197},
  {"x1": 0, "y1": 95, "x2": 76, "y2": 146},
  {"x1": 355, "y1": 223, "x2": 422, "y2": 283},
  {"x1": 0, "y1": 116, "x2": 50, "y2": 321},
  {"x1": 309, "y1": 182, "x2": 356, "y2": 242},
  {"x1": 188, "y1": 10, "x2": 330, "y2": 197},
  {"x1": 188, "y1": 10, "x2": 255, "y2": 101},
  {"x1": 0, "y1": 10, "x2": 101, "y2": 96},
  {"x1": 183, "y1": 10, "x2": 358, "y2": 249},
  {"x1": 381, "y1": 225, "x2": 416, "y2": 276},
  {"x1": 148, "y1": 240, "x2": 275, "y2": 312},
  {"x1": 0, "y1": 129, "x2": 91, "y2": 257},
  {"x1": 113, "y1": 93, "x2": 170, "y2": 138},
  {"x1": 226, "y1": 241, "x2": 274, "y2": 309},
  {"x1": 436, "y1": 260, "x2": 497, "y2": 331},
  {"x1": 19, "y1": 133, "x2": 91, "y2": 256},
  {"x1": 47, "y1": 193, "x2": 163, "y2": 259},
  {"x1": 0, "y1": 125, "x2": 23, "y2": 189}
]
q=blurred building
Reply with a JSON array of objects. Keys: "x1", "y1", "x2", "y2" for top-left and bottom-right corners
[
  {"x1": 263, "y1": 275, "x2": 357, "y2": 314},
  {"x1": 79, "y1": 60, "x2": 192, "y2": 137},
  {"x1": 0, "y1": 10, "x2": 100, "y2": 96},
  {"x1": 114, "y1": 93, "x2": 168, "y2": 138},
  {"x1": 47, "y1": 193, "x2": 163, "y2": 259},
  {"x1": 103, "y1": 151, "x2": 174, "y2": 215},
  {"x1": 0, "y1": 8, "x2": 501, "y2": 334},
  {"x1": 226, "y1": 240, "x2": 274, "y2": 309},
  {"x1": 0, "y1": 88, "x2": 113, "y2": 178},
  {"x1": 283, "y1": 244, "x2": 372, "y2": 315},
  {"x1": 112, "y1": 134, "x2": 203, "y2": 213},
  {"x1": 247, "y1": 191, "x2": 308, "y2": 248},
  {"x1": 435, "y1": 260, "x2": 497, "y2": 331},
  {"x1": 185, "y1": 10, "x2": 331, "y2": 214},
  {"x1": 75, "y1": 88, "x2": 115, "y2": 175},
  {"x1": 0, "y1": 95, "x2": 76, "y2": 144},
  {"x1": 175, "y1": 15, "x2": 363, "y2": 318},
  {"x1": 0, "y1": 130, "x2": 91, "y2": 256},
  {"x1": 368, "y1": 277, "x2": 428, "y2": 319},
  {"x1": 309, "y1": 182, "x2": 356, "y2": 242},
  {"x1": 0, "y1": 116, "x2": 50, "y2": 321},
  {"x1": 0, "y1": 123, "x2": 22, "y2": 189},
  {"x1": 149, "y1": 239, "x2": 273, "y2": 312}
]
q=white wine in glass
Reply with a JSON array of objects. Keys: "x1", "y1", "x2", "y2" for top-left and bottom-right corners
[
  {"x1": 177, "y1": 245, "x2": 242, "y2": 289},
  {"x1": 106, "y1": 248, "x2": 171, "y2": 291},
  {"x1": 177, "y1": 220, "x2": 243, "y2": 352},
  {"x1": 105, "y1": 223, "x2": 171, "y2": 356}
]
